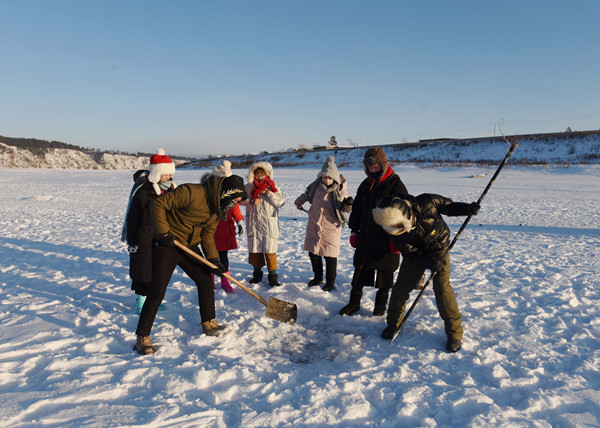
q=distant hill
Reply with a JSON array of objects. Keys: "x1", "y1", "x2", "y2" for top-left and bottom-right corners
[
  {"x1": 181, "y1": 130, "x2": 600, "y2": 170},
  {"x1": 1, "y1": 130, "x2": 599, "y2": 170}
]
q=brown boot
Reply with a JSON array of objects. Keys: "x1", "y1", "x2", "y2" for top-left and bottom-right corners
[
  {"x1": 133, "y1": 335, "x2": 155, "y2": 355},
  {"x1": 201, "y1": 319, "x2": 227, "y2": 336}
]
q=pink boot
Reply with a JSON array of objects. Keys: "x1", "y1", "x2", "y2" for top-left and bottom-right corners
[{"x1": 221, "y1": 272, "x2": 235, "y2": 293}]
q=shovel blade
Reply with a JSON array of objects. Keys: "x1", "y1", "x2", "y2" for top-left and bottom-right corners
[{"x1": 266, "y1": 297, "x2": 297, "y2": 325}]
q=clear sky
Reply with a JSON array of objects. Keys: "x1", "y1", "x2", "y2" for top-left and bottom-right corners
[{"x1": 2, "y1": 0, "x2": 599, "y2": 157}]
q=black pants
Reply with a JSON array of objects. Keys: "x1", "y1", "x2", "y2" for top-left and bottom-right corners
[
  {"x1": 219, "y1": 250, "x2": 230, "y2": 272},
  {"x1": 135, "y1": 244, "x2": 215, "y2": 337}
]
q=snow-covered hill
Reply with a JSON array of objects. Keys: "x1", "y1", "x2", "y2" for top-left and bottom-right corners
[
  {"x1": 2, "y1": 130, "x2": 599, "y2": 170},
  {"x1": 184, "y1": 131, "x2": 600, "y2": 170}
]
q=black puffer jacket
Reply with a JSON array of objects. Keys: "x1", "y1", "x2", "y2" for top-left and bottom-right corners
[
  {"x1": 349, "y1": 170, "x2": 408, "y2": 270},
  {"x1": 389, "y1": 193, "x2": 473, "y2": 267}
]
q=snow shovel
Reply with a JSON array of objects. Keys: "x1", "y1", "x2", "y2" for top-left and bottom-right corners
[
  {"x1": 390, "y1": 137, "x2": 519, "y2": 343},
  {"x1": 173, "y1": 240, "x2": 297, "y2": 324}
]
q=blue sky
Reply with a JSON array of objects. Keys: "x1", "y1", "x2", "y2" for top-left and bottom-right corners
[{"x1": 1, "y1": 1, "x2": 599, "y2": 157}]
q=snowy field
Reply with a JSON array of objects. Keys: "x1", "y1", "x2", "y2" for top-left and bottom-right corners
[{"x1": 1, "y1": 164, "x2": 599, "y2": 427}]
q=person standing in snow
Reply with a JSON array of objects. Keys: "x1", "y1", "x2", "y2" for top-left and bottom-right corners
[
  {"x1": 339, "y1": 147, "x2": 408, "y2": 317},
  {"x1": 133, "y1": 173, "x2": 247, "y2": 355},
  {"x1": 372, "y1": 194, "x2": 480, "y2": 352},
  {"x1": 245, "y1": 162, "x2": 285, "y2": 287},
  {"x1": 295, "y1": 156, "x2": 353, "y2": 291},
  {"x1": 122, "y1": 149, "x2": 176, "y2": 314},
  {"x1": 210, "y1": 160, "x2": 245, "y2": 293}
]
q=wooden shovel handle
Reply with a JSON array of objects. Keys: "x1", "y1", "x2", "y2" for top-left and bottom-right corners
[{"x1": 173, "y1": 240, "x2": 268, "y2": 307}]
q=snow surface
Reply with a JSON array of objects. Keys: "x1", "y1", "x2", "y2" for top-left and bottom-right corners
[{"x1": 1, "y1": 162, "x2": 599, "y2": 427}]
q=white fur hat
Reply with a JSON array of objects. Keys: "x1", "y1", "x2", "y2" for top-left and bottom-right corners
[
  {"x1": 372, "y1": 196, "x2": 414, "y2": 235},
  {"x1": 213, "y1": 160, "x2": 232, "y2": 177}
]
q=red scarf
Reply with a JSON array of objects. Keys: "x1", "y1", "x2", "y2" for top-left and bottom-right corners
[
  {"x1": 368, "y1": 166, "x2": 395, "y2": 189},
  {"x1": 251, "y1": 177, "x2": 277, "y2": 200}
]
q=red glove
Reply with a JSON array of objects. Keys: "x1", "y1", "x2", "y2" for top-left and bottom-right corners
[
  {"x1": 389, "y1": 240, "x2": 399, "y2": 255},
  {"x1": 349, "y1": 232, "x2": 358, "y2": 248}
]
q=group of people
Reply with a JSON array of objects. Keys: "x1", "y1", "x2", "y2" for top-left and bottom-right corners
[{"x1": 124, "y1": 147, "x2": 480, "y2": 355}]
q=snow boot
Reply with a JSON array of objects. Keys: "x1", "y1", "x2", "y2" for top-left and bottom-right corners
[
  {"x1": 381, "y1": 326, "x2": 396, "y2": 340},
  {"x1": 446, "y1": 337, "x2": 462, "y2": 353},
  {"x1": 202, "y1": 319, "x2": 227, "y2": 337},
  {"x1": 339, "y1": 289, "x2": 362, "y2": 316},
  {"x1": 322, "y1": 257, "x2": 337, "y2": 292},
  {"x1": 268, "y1": 272, "x2": 281, "y2": 287},
  {"x1": 249, "y1": 269, "x2": 263, "y2": 284},
  {"x1": 135, "y1": 294, "x2": 146, "y2": 314},
  {"x1": 133, "y1": 335, "x2": 155, "y2": 355},
  {"x1": 221, "y1": 272, "x2": 235, "y2": 293},
  {"x1": 307, "y1": 253, "x2": 323, "y2": 286},
  {"x1": 373, "y1": 288, "x2": 389, "y2": 316}
]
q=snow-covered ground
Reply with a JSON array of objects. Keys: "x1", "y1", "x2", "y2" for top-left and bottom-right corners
[{"x1": 1, "y1": 164, "x2": 599, "y2": 427}]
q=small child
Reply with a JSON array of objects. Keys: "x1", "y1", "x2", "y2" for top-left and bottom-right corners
[
  {"x1": 211, "y1": 160, "x2": 245, "y2": 293},
  {"x1": 372, "y1": 193, "x2": 480, "y2": 352},
  {"x1": 295, "y1": 156, "x2": 353, "y2": 291},
  {"x1": 245, "y1": 162, "x2": 285, "y2": 286}
]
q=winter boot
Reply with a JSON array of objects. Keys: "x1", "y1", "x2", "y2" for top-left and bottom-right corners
[
  {"x1": 446, "y1": 337, "x2": 462, "y2": 353},
  {"x1": 133, "y1": 335, "x2": 155, "y2": 355},
  {"x1": 268, "y1": 272, "x2": 280, "y2": 287},
  {"x1": 307, "y1": 253, "x2": 323, "y2": 286},
  {"x1": 135, "y1": 294, "x2": 146, "y2": 314},
  {"x1": 381, "y1": 325, "x2": 396, "y2": 340},
  {"x1": 339, "y1": 289, "x2": 362, "y2": 316},
  {"x1": 221, "y1": 272, "x2": 235, "y2": 293},
  {"x1": 249, "y1": 269, "x2": 263, "y2": 284},
  {"x1": 202, "y1": 319, "x2": 227, "y2": 337},
  {"x1": 373, "y1": 288, "x2": 389, "y2": 316},
  {"x1": 322, "y1": 257, "x2": 337, "y2": 292}
]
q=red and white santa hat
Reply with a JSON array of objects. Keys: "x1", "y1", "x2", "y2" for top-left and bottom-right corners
[{"x1": 148, "y1": 149, "x2": 175, "y2": 192}]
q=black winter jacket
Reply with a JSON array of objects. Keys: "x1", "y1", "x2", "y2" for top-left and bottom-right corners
[
  {"x1": 349, "y1": 170, "x2": 408, "y2": 270},
  {"x1": 389, "y1": 193, "x2": 473, "y2": 268}
]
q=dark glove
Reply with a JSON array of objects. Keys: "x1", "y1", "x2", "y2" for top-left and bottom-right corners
[
  {"x1": 208, "y1": 258, "x2": 226, "y2": 276},
  {"x1": 156, "y1": 232, "x2": 175, "y2": 247},
  {"x1": 236, "y1": 220, "x2": 245, "y2": 236},
  {"x1": 469, "y1": 202, "x2": 481, "y2": 216},
  {"x1": 429, "y1": 257, "x2": 445, "y2": 273},
  {"x1": 349, "y1": 231, "x2": 358, "y2": 248},
  {"x1": 341, "y1": 196, "x2": 354, "y2": 209}
]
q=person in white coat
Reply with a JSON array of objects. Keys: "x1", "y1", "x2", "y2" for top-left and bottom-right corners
[
  {"x1": 295, "y1": 156, "x2": 353, "y2": 291},
  {"x1": 245, "y1": 162, "x2": 286, "y2": 286}
]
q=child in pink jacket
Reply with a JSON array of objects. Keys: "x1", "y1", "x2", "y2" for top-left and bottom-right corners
[{"x1": 295, "y1": 156, "x2": 353, "y2": 291}]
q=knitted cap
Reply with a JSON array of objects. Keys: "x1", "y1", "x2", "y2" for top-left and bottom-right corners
[
  {"x1": 220, "y1": 175, "x2": 247, "y2": 207},
  {"x1": 213, "y1": 160, "x2": 232, "y2": 177},
  {"x1": 148, "y1": 149, "x2": 175, "y2": 184},
  {"x1": 372, "y1": 195, "x2": 413, "y2": 235},
  {"x1": 318, "y1": 156, "x2": 341, "y2": 184}
]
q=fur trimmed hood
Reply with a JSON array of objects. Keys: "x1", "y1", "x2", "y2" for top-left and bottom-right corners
[
  {"x1": 372, "y1": 195, "x2": 414, "y2": 235},
  {"x1": 247, "y1": 161, "x2": 274, "y2": 182}
]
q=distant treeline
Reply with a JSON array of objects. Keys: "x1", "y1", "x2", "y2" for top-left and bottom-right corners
[{"x1": 0, "y1": 136, "x2": 196, "y2": 160}]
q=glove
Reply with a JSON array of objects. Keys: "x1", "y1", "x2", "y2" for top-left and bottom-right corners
[
  {"x1": 127, "y1": 245, "x2": 139, "y2": 254},
  {"x1": 349, "y1": 231, "x2": 358, "y2": 248},
  {"x1": 156, "y1": 232, "x2": 175, "y2": 247},
  {"x1": 208, "y1": 258, "x2": 226, "y2": 276},
  {"x1": 469, "y1": 202, "x2": 481, "y2": 216},
  {"x1": 295, "y1": 202, "x2": 304, "y2": 211},
  {"x1": 429, "y1": 257, "x2": 445, "y2": 273},
  {"x1": 389, "y1": 241, "x2": 399, "y2": 255},
  {"x1": 341, "y1": 196, "x2": 354, "y2": 209},
  {"x1": 236, "y1": 219, "x2": 245, "y2": 236}
]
